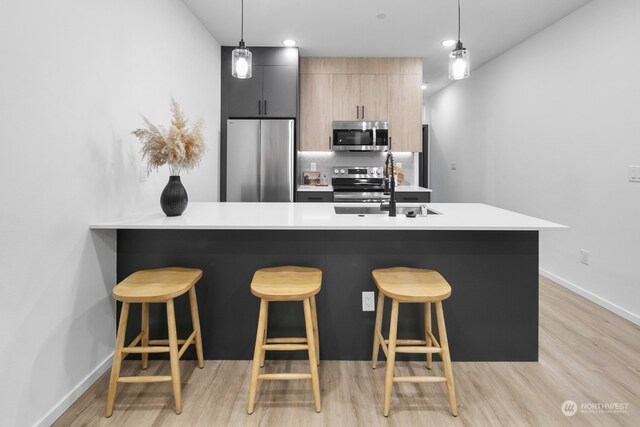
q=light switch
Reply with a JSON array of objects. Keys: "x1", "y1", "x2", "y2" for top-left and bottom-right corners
[
  {"x1": 451, "y1": 162, "x2": 457, "y2": 170},
  {"x1": 310, "y1": 162, "x2": 317, "y2": 171}
]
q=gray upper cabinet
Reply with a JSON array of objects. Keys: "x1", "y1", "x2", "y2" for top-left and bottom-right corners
[
  {"x1": 262, "y1": 65, "x2": 297, "y2": 117},
  {"x1": 228, "y1": 64, "x2": 297, "y2": 118},
  {"x1": 229, "y1": 68, "x2": 263, "y2": 117}
]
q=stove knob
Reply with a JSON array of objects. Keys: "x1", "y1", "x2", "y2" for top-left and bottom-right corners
[
  {"x1": 333, "y1": 169, "x2": 339, "y2": 174},
  {"x1": 374, "y1": 168, "x2": 381, "y2": 174},
  {"x1": 370, "y1": 169, "x2": 375, "y2": 175},
  {"x1": 340, "y1": 169, "x2": 345, "y2": 174}
]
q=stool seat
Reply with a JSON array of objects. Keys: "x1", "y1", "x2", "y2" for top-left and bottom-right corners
[
  {"x1": 113, "y1": 267, "x2": 203, "y2": 303},
  {"x1": 372, "y1": 267, "x2": 451, "y2": 302},
  {"x1": 250, "y1": 266, "x2": 322, "y2": 300}
]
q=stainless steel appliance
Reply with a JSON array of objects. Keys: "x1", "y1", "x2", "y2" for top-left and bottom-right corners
[
  {"x1": 332, "y1": 121, "x2": 389, "y2": 152},
  {"x1": 226, "y1": 119, "x2": 294, "y2": 202},
  {"x1": 331, "y1": 166, "x2": 390, "y2": 203}
]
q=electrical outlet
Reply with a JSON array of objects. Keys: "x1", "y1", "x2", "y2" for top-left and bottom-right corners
[
  {"x1": 580, "y1": 249, "x2": 590, "y2": 265},
  {"x1": 362, "y1": 291, "x2": 375, "y2": 311},
  {"x1": 310, "y1": 162, "x2": 317, "y2": 172},
  {"x1": 451, "y1": 162, "x2": 457, "y2": 170},
  {"x1": 629, "y1": 165, "x2": 640, "y2": 182},
  {"x1": 139, "y1": 164, "x2": 148, "y2": 182}
]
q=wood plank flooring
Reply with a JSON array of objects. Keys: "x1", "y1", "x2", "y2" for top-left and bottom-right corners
[{"x1": 54, "y1": 276, "x2": 640, "y2": 426}]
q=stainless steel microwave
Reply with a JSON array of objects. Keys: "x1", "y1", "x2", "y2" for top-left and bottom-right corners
[{"x1": 332, "y1": 121, "x2": 389, "y2": 152}]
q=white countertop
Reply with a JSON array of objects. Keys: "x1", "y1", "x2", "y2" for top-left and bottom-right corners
[
  {"x1": 90, "y1": 202, "x2": 566, "y2": 231},
  {"x1": 395, "y1": 185, "x2": 432, "y2": 192},
  {"x1": 297, "y1": 185, "x2": 333, "y2": 191},
  {"x1": 297, "y1": 185, "x2": 430, "y2": 192}
]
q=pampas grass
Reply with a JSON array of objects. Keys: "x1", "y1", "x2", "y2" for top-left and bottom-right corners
[{"x1": 132, "y1": 98, "x2": 205, "y2": 176}]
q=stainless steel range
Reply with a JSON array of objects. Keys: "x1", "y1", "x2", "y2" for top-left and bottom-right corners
[{"x1": 331, "y1": 166, "x2": 389, "y2": 203}]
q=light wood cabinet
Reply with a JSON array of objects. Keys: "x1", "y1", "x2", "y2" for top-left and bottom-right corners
[
  {"x1": 300, "y1": 57, "x2": 422, "y2": 152},
  {"x1": 331, "y1": 74, "x2": 388, "y2": 121},
  {"x1": 360, "y1": 75, "x2": 388, "y2": 121},
  {"x1": 388, "y1": 74, "x2": 422, "y2": 152},
  {"x1": 300, "y1": 74, "x2": 333, "y2": 152},
  {"x1": 332, "y1": 74, "x2": 360, "y2": 121}
]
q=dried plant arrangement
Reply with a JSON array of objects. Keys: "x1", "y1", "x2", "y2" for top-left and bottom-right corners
[{"x1": 132, "y1": 98, "x2": 205, "y2": 176}]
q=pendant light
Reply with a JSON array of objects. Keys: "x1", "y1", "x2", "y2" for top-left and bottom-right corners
[
  {"x1": 448, "y1": 0, "x2": 470, "y2": 80},
  {"x1": 232, "y1": 0, "x2": 252, "y2": 79}
]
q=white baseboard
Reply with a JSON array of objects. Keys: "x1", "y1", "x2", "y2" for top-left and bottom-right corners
[
  {"x1": 539, "y1": 268, "x2": 640, "y2": 326},
  {"x1": 34, "y1": 352, "x2": 114, "y2": 427}
]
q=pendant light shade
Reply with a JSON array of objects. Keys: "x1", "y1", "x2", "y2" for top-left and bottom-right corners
[
  {"x1": 232, "y1": 0, "x2": 252, "y2": 79},
  {"x1": 448, "y1": 0, "x2": 470, "y2": 80},
  {"x1": 449, "y1": 42, "x2": 469, "y2": 80}
]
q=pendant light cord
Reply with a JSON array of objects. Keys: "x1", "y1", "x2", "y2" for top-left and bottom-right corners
[
  {"x1": 241, "y1": 0, "x2": 244, "y2": 42},
  {"x1": 457, "y1": 0, "x2": 461, "y2": 42}
]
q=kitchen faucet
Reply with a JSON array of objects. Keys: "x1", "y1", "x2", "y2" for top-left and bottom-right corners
[{"x1": 380, "y1": 151, "x2": 396, "y2": 217}]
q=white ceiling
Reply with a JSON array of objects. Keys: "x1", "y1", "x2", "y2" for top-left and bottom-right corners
[{"x1": 182, "y1": 0, "x2": 593, "y2": 97}]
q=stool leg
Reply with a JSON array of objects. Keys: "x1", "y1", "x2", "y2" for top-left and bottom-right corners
[
  {"x1": 106, "y1": 302, "x2": 130, "y2": 417},
  {"x1": 371, "y1": 291, "x2": 385, "y2": 369},
  {"x1": 303, "y1": 298, "x2": 322, "y2": 412},
  {"x1": 425, "y1": 302, "x2": 432, "y2": 370},
  {"x1": 436, "y1": 301, "x2": 458, "y2": 417},
  {"x1": 310, "y1": 295, "x2": 320, "y2": 365},
  {"x1": 141, "y1": 302, "x2": 149, "y2": 370},
  {"x1": 383, "y1": 299, "x2": 399, "y2": 417},
  {"x1": 248, "y1": 299, "x2": 268, "y2": 414},
  {"x1": 259, "y1": 301, "x2": 269, "y2": 368},
  {"x1": 188, "y1": 287, "x2": 205, "y2": 368},
  {"x1": 166, "y1": 299, "x2": 182, "y2": 414}
]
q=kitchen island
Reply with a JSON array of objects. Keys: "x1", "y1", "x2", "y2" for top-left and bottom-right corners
[{"x1": 91, "y1": 202, "x2": 564, "y2": 361}]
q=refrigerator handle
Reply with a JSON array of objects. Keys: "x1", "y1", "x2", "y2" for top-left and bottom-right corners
[{"x1": 258, "y1": 124, "x2": 262, "y2": 200}]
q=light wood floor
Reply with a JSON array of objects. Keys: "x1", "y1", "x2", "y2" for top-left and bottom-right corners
[{"x1": 54, "y1": 277, "x2": 640, "y2": 426}]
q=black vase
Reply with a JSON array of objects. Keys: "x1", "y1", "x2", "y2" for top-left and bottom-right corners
[{"x1": 160, "y1": 176, "x2": 188, "y2": 216}]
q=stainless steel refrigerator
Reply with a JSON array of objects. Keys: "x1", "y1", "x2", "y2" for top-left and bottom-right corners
[{"x1": 226, "y1": 119, "x2": 294, "y2": 202}]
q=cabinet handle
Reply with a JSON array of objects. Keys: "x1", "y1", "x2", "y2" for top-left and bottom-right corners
[
  {"x1": 329, "y1": 137, "x2": 332, "y2": 150},
  {"x1": 264, "y1": 99, "x2": 267, "y2": 115},
  {"x1": 258, "y1": 100, "x2": 261, "y2": 115},
  {"x1": 308, "y1": 197, "x2": 323, "y2": 201},
  {"x1": 403, "y1": 197, "x2": 419, "y2": 201},
  {"x1": 362, "y1": 105, "x2": 365, "y2": 119},
  {"x1": 356, "y1": 105, "x2": 359, "y2": 119},
  {"x1": 389, "y1": 137, "x2": 392, "y2": 150}
]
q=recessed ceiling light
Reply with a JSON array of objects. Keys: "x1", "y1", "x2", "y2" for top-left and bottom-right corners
[
  {"x1": 441, "y1": 39, "x2": 456, "y2": 48},
  {"x1": 282, "y1": 39, "x2": 296, "y2": 47},
  {"x1": 421, "y1": 83, "x2": 428, "y2": 90},
  {"x1": 376, "y1": 13, "x2": 386, "y2": 19}
]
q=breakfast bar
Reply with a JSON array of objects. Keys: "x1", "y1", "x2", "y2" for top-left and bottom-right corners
[{"x1": 91, "y1": 202, "x2": 564, "y2": 362}]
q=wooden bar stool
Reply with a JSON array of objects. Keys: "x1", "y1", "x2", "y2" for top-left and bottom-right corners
[
  {"x1": 106, "y1": 267, "x2": 205, "y2": 417},
  {"x1": 247, "y1": 266, "x2": 322, "y2": 414},
  {"x1": 371, "y1": 267, "x2": 457, "y2": 417}
]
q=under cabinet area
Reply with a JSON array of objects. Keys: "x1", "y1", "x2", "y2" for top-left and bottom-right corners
[
  {"x1": 297, "y1": 191, "x2": 333, "y2": 202},
  {"x1": 300, "y1": 56, "x2": 423, "y2": 152},
  {"x1": 395, "y1": 191, "x2": 430, "y2": 203}
]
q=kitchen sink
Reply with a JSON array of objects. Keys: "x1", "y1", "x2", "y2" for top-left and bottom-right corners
[{"x1": 334, "y1": 206, "x2": 441, "y2": 215}]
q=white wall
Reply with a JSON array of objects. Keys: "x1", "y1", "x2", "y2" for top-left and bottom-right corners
[
  {"x1": 429, "y1": 0, "x2": 640, "y2": 323},
  {"x1": 0, "y1": 1, "x2": 221, "y2": 425}
]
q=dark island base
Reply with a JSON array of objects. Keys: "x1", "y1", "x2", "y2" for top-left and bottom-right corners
[{"x1": 117, "y1": 229, "x2": 539, "y2": 362}]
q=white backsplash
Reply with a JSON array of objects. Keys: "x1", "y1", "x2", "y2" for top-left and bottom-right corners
[{"x1": 298, "y1": 151, "x2": 418, "y2": 186}]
